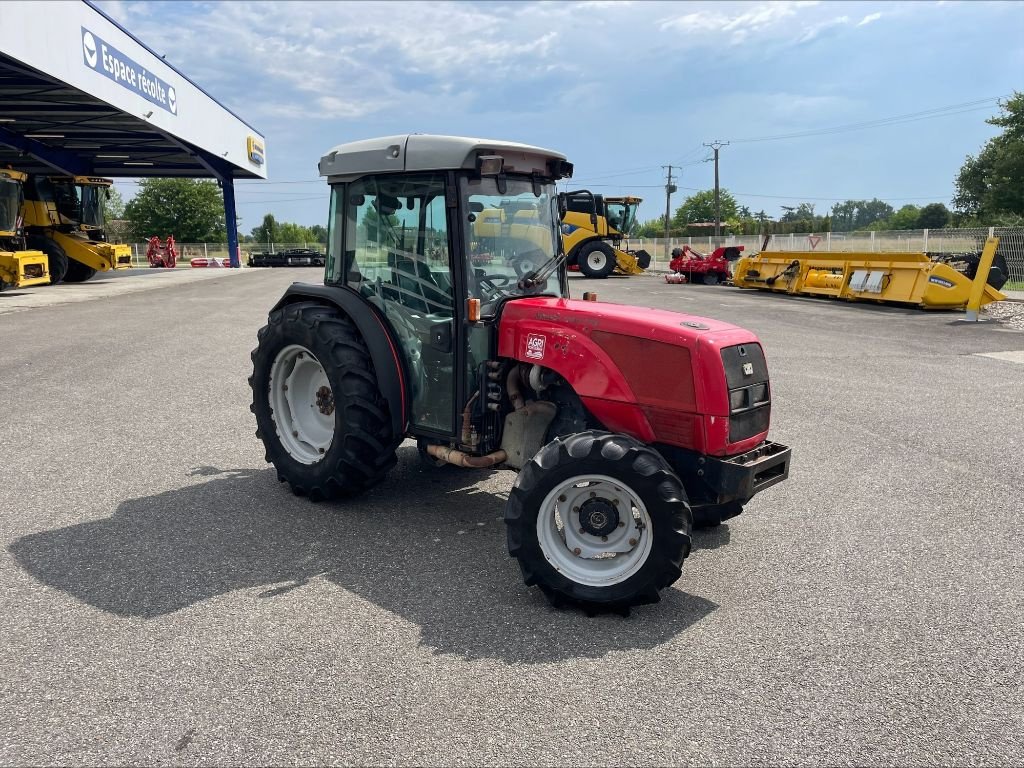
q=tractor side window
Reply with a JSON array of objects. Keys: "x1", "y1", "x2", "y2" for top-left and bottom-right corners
[
  {"x1": 341, "y1": 174, "x2": 453, "y2": 316},
  {"x1": 338, "y1": 173, "x2": 457, "y2": 433}
]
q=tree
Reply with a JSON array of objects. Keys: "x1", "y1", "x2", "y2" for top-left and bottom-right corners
[
  {"x1": 886, "y1": 204, "x2": 921, "y2": 230},
  {"x1": 635, "y1": 218, "x2": 666, "y2": 238},
  {"x1": 780, "y1": 203, "x2": 816, "y2": 223},
  {"x1": 309, "y1": 224, "x2": 328, "y2": 244},
  {"x1": 830, "y1": 199, "x2": 895, "y2": 231},
  {"x1": 101, "y1": 187, "x2": 126, "y2": 221},
  {"x1": 916, "y1": 202, "x2": 951, "y2": 229},
  {"x1": 124, "y1": 179, "x2": 226, "y2": 241},
  {"x1": 276, "y1": 221, "x2": 313, "y2": 244},
  {"x1": 251, "y1": 213, "x2": 278, "y2": 244},
  {"x1": 954, "y1": 92, "x2": 1024, "y2": 220},
  {"x1": 672, "y1": 189, "x2": 738, "y2": 229}
]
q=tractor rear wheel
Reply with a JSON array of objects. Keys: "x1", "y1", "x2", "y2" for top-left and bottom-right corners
[
  {"x1": 577, "y1": 242, "x2": 616, "y2": 279},
  {"x1": 29, "y1": 237, "x2": 69, "y2": 284},
  {"x1": 506, "y1": 431, "x2": 692, "y2": 614},
  {"x1": 702, "y1": 272, "x2": 721, "y2": 286},
  {"x1": 249, "y1": 301, "x2": 397, "y2": 500},
  {"x1": 63, "y1": 257, "x2": 97, "y2": 283}
]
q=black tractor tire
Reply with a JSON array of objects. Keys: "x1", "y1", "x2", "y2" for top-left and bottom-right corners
[
  {"x1": 577, "y1": 241, "x2": 617, "y2": 279},
  {"x1": 506, "y1": 431, "x2": 692, "y2": 614},
  {"x1": 703, "y1": 272, "x2": 722, "y2": 286},
  {"x1": 28, "y1": 236, "x2": 69, "y2": 284},
  {"x1": 63, "y1": 257, "x2": 97, "y2": 283},
  {"x1": 249, "y1": 301, "x2": 397, "y2": 501}
]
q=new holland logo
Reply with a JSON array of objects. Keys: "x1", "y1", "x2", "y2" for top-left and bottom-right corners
[{"x1": 247, "y1": 136, "x2": 265, "y2": 167}]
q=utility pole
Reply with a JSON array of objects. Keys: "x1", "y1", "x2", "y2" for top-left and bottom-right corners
[
  {"x1": 662, "y1": 165, "x2": 676, "y2": 250},
  {"x1": 703, "y1": 140, "x2": 729, "y2": 239}
]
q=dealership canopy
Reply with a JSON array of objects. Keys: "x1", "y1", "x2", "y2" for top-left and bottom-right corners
[{"x1": 0, "y1": 0, "x2": 267, "y2": 264}]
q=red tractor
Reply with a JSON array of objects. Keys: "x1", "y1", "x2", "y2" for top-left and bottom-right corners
[
  {"x1": 669, "y1": 244, "x2": 744, "y2": 285},
  {"x1": 146, "y1": 235, "x2": 178, "y2": 268},
  {"x1": 249, "y1": 135, "x2": 790, "y2": 613}
]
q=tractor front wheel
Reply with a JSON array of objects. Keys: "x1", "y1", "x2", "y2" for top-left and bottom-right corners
[
  {"x1": 249, "y1": 301, "x2": 397, "y2": 500},
  {"x1": 63, "y1": 257, "x2": 97, "y2": 283},
  {"x1": 577, "y1": 242, "x2": 616, "y2": 279},
  {"x1": 506, "y1": 431, "x2": 692, "y2": 613},
  {"x1": 29, "y1": 237, "x2": 69, "y2": 285}
]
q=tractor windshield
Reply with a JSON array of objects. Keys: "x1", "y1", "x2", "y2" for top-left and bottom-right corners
[
  {"x1": 461, "y1": 175, "x2": 561, "y2": 313},
  {"x1": 79, "y1": 185, "x2": 105, "y2": 228},
  {"x1": 0, "y1": 177, "x2": 21, "y2": 233},
  {"x1": 605, "y1": 200, "x2": 638, "y2": 235},
  {"x1": 50, "y1": 181, "x2": 105, "y2": 229}
]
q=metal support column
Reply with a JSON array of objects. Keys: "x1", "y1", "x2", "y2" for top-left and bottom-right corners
[{"x1": 222, "y1": 176, "x2": 240, "y2": 268}]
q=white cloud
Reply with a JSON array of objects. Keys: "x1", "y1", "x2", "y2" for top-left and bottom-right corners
[
  {"x1": 857, "y1": 12, "x2": 883, "y2": 26},
  {"x1": 659, "y1": 1, "x2": 821, "y2": 43},
  {"x1": 798, "y1": 15, "x2": 850, "y2": 43}
]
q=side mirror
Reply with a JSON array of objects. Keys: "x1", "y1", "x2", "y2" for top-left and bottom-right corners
[
  {"x1": 557, "y1": 193, "x2": 567, "y2": 218},
  {"x1": 105, "y1": 189, "x2": 111, "y2": 200}
]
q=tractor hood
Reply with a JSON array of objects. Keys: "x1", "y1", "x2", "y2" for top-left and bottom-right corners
[
  {"x1": 497, "y1": 296, "x2": 747, "y2": 345},
  {"x1": 497, "y1": 297, "x2": 770, "y2": 456}
]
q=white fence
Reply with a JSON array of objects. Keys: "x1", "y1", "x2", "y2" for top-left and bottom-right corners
[
  {"x1": 119, "y1": 230, "x2": 1024, "y2": 286},
  {"x1": 629, "y1": 227, "x2": 1024, "y2": 285}
]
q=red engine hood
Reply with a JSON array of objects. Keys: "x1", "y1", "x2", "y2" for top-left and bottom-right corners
[
  {"x1": 498, "y1": 296, "x2": 751, "y2": 349},
  {"x1": 496, "y1": 297, "x2": 769, "y2": 456}
]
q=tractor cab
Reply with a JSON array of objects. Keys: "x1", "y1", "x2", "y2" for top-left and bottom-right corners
[
  {"x1": 603, "y1": 196, "x2": 641, "y2": 237},
  {"x1": 251, "y1": 134, "x2": 790, "y2": 615},
  {"x1": 317, "y1": 135, "x2": 572, "y2": 437},
  {"x1": 29, "y1": 175, "x2": 112, "y2": 235}
]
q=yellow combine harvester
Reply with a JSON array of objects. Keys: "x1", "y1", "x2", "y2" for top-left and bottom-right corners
[
  {"x1": 21, "y1": 174, "x2": 132, "y2": 283},
  {"x1": 733, "y1": 239, "x2": 1007, "y2": 310},
  {"x1": 0, "y1": 169, "x2": 49, "y2": 291},
  {"x1": 560, "y1": 190, "x2": 650, "y2": 278}
]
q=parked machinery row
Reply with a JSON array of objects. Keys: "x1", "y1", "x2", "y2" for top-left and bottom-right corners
[{"x1": 0, "y1": 170, "x2": 131, "y2": 290}]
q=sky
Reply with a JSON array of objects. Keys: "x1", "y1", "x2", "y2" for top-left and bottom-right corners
[{"x1": 95, "y1": 0, "x2": 1024, "y2": 233}]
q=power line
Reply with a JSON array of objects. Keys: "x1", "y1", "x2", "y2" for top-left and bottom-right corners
[
  {"x1": 728, "y1": 96, "x2": 1005, "y2": 144},
  {"x1": 673, "y1": 184, "x2": 952, "y2": 202}
]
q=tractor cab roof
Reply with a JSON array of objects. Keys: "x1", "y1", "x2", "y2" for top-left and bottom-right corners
[{"x1": 318, "y1": 134, "x2": 572, "y2": 182}]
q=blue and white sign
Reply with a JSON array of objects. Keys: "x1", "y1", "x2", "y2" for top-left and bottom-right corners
[{"x1": 81, "y1": 27, "x2": 178, "y2": 116}]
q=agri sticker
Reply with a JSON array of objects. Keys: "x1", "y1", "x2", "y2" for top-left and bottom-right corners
[{"x1": 525, "y1": 333, "x2": 546, "y2": 360}]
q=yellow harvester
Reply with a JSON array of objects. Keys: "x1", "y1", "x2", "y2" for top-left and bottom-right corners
[
  {"x1": 560, "y1": 191, "x2": 650, "y2": 278},
  {"x1": 0, "y1": 169, "x2": 49, "y2": 291},
  {"x1": 21, "y1": 174, "x2": 132, "y2": 283}
]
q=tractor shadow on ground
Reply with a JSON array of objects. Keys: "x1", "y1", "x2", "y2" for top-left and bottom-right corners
[{"x1": 8, "y1": 449, "x2": 719, "y2": 664}]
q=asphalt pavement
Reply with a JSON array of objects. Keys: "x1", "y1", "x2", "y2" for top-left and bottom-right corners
[{"x1": 1, "y1": 269, "x2": 1022, "y2": 765}]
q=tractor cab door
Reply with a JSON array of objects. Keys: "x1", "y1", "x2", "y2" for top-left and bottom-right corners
[{"x1": 334, "y1": 173, "x2": 458, "y2": 436}]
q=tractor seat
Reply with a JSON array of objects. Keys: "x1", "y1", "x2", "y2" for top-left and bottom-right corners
[{"x1": 386, "y1": 252, "x2": 452, "y2": 315}]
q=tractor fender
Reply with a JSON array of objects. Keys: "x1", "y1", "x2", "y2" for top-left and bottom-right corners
[{"x1": 270, "y1": 283, "x2": 409, "y2": 437}]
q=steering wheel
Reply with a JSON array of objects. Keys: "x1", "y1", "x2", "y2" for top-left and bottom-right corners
[{"x1": 476, "y1": 271, "x2": 515, "y2": 299}]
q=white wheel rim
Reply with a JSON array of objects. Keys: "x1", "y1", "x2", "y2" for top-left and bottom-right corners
[
  {"x1": 269, "y1": 344, "x2": 334, "y2": 464},
  {"x1": 587, "y1": 251, "x2": 608, "y2": 271},
  {"x1": 536, "y1": 474, "x2": 653, "y2": 587}
]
